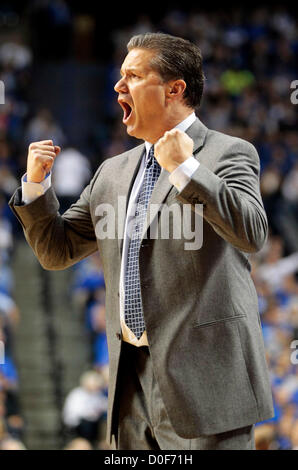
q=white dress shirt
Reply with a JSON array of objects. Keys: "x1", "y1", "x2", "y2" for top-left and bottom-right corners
[{"x1": 21, "y1": 112, "x2": 200, "y2": 347}]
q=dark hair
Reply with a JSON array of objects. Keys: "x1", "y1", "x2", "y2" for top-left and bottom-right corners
[{"x1": 127, "y1": 32, "x2": 205, "y2": 109}]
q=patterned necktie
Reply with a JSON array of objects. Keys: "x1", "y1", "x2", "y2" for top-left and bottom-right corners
[{"x1": 124, "y1": 146, "x2": 161, "y2": 339}]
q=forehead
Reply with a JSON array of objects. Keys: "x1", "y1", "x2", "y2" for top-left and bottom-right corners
[{"x1": 120, "y1": 48, "x2": 157, "y2": 74}]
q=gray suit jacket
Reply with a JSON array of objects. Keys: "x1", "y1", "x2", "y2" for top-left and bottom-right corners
[{"x1": 9, "y1": 118, "x2": 274, "y2": 441}]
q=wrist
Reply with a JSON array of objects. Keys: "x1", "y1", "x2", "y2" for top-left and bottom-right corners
[
  {"x1": 166, "y1": 162, "x2": 180, "y2": 174},
  {"x1": 167, "y1": 156, "x2": 192, "y2": 174},
  {"x1": 26, "y1": 171, "x2": 45, "y2": 183}
]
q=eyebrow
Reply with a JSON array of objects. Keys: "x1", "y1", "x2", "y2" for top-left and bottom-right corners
[{"x1": 120, "y1": 66, "x2": 140, "y2": 76}]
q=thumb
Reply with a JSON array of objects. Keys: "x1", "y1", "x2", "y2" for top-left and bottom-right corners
[{"x1": 54, "y1": 145, "x2": 61, "y2": 155}]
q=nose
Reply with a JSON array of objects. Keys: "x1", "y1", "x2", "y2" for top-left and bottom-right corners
[{"x1": 114, "y1": 76, "x2": 128, "y2": 94}]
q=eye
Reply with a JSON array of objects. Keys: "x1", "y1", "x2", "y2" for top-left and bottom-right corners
[
  {"x1": 119, "y1": 71, "x2": 141, "y2": 80},
  {"x1": 130, "y1": 72, "x2": 141, "y2": 79}
]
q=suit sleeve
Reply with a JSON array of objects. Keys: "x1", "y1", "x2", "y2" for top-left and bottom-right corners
[
  {"x1": 8, "y1": 163, "x2": 104, "y2": 270},
  {"x1": 177, "y1": 139, "x2": 268, "y2": 253}
]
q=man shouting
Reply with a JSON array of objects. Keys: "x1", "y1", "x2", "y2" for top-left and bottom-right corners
[{"x1": 9, "y1": 32, "x2": 274, "y2": 450}]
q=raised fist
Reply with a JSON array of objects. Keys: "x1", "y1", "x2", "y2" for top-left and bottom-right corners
[
  {"x1": 27, "y1": 140, "x2": 61, "y2": 183},
  {"x1": 154, "y1": 128, "x2": 194, "y2": 173}
]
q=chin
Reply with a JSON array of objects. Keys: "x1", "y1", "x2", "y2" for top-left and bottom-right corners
[
  {"x1": 126, "y1": 125, "x2": 141, "y2": 140},
  {"x1": 125, "y1": 121, "x2": 149, "y2": 141},
  {"x1": 126, "y1": 126, "x2": 134, "y2": 136}
]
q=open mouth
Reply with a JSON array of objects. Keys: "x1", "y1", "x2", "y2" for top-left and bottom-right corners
[{"x1": 119, "y1": 100, "x2": 133, "y2": 123}]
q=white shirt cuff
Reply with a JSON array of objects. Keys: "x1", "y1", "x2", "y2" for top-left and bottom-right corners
[
  {"x1": 169, "y1": 157, "x2": 200, "y2": 192},
  {"x1": 21, "y1": 172, "x2": 51, "y2": 204}
]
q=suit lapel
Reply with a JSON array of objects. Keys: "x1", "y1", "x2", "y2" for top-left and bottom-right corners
[
  {"x1": 187, "y1": 117, "x2": 208, "y2": 157},
  {"x1": 140, "y1": 118, "x2": 208, "y2": 241}
]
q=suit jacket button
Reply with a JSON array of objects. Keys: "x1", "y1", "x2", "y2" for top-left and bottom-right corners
[{"x1": 116, "y1": 332, "x2": 121, "y2": 340}]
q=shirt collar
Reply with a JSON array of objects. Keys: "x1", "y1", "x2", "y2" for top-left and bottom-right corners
[{"x1": 144, "y1": 112, "x2": 197, "y2": 161}]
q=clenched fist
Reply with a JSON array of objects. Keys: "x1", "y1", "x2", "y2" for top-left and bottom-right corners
[
  {"x1": 27, "y1": 140, "x2": 61, "y2": 183},
  {"x1": 154, "y1": 128, "x2": 194, "y2": 173}
]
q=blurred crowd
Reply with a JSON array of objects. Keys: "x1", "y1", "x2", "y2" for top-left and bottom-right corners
[
  {"x1": 61, "y1": 254, "x2": 109, "y2": 449},
  {"x1": 251, "y1": 236, "x2": 298, "y2": 449},
  {"x1": 0, "y1": 21, "x2": 30, "y2": 449},
  {"x1": 0, "y1": 1, "x2": 297, "y2": 449}
]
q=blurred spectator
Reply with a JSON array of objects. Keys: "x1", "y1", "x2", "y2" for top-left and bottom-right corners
[
  {"x1": 0, "y1": 34, "x2": 32, "y2": 71},
  {"x1": 0, "y1": 291, "x2": 19, "y2": 351},
  {"x1": 52, "y1": 146, "x2": 92, "y2": 213},
  {"x1": 0, "y1": 436, "x2": 26, "y2": 450},
  {"x1": 254, "y1": 423, "x2": 275, "y2": 450},
  {"x1": 256, "y1": 237, "x2": 298, "y2": 293},
  {"x1": 64, "y1": 437, "x2": 92, "y2": 450},
  {"x1": 62, "y1": 370, "x2": 108, "y2": 445}
]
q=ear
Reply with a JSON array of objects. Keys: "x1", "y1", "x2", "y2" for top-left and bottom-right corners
[{"x1": 165, "y1": 79, "x2": 187, "y2": 101}]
